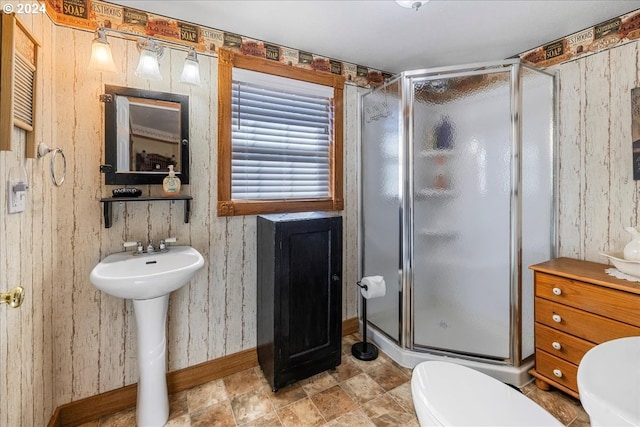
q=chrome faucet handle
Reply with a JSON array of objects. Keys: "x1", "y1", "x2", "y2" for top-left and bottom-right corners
[
  {"x1": 147, "y1": 239, "x2": 155, "y2": 253},
  {"x1": 159, "y1": 237, "x2": 176, "y2": 252},
  {"x1": 123, "y1": 241, "x2": 144, "y2": 255},
  {"x1": 123, "y1": 241, "x2": 137, "y2": 251}
]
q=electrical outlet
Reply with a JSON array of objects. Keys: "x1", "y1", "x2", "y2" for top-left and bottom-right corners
[{"x1": 8, "y1": 181, "x2": 26, "y2": 213}]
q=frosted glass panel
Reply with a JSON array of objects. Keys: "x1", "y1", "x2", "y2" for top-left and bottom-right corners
[
  {"x1": 412, "y1": 72, "x2": 512, "y2": 359},
  {"x1": 361, "y1": 81, "x2": 401, "y2": 342},
  {"x1": 521, "y1": 68, "x2": 555, "y2": 359}
]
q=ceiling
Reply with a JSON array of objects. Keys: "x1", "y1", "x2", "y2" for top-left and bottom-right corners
[{"x1": 109, "y1": 0, "x2": 640, "y2": 74}]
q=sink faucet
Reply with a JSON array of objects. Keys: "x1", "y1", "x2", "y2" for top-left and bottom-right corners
[{"x1": 123, "y1": 238, "x2": 176, "y2": 255}]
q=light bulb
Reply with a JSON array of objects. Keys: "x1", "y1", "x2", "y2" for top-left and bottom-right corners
[
  {"x1": 396, "y1": 0, "x2": 427, "y2": 11},
  {"x1": 88, "y1": 28, "x2": 117, "y2": 73},
  {"x1": 135, "y1": 40, "x2": 162, "y2": 81},
  {"x1": 180, "y1": 48, "x2": 201, "y2": 86}
]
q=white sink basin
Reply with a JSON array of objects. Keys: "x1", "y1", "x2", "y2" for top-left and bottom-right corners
[{"x1": 90, "y1": 246, "x2": 204, "y2": 300}]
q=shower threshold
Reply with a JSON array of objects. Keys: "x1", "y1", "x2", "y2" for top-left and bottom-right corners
[{"x1": 364, "y1": 322, "x2": 535, "y2": 388}]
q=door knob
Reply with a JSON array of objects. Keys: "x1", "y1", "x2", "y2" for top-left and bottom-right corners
[{"x1": 1, "y1": 286, "x2": 24, "y2": 308}]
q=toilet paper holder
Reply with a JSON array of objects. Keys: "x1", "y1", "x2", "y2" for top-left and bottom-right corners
[{"x1": 351, "y1": 281, "x2": 379, "y2": 361}]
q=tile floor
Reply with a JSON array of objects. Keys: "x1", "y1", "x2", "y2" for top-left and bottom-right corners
[{"x1": 81, "y1": 334, "x2": 590, "y2": 426}]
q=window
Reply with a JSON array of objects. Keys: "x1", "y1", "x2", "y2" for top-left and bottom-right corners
[{"x1": 217, "y1": 49, "x2": 344, "y2": 216}]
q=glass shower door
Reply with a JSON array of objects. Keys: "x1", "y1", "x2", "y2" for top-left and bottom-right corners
[
  {"x1": 361, "y1": 80, "x2": 402, "y2": 343},
  {"x1": 411, "y1": 71, "x2": 513, "y2": 359}
]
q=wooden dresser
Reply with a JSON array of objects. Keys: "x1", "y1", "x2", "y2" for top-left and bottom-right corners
[{"x1": 529, "y1": 257, "x2": 640, "y2": 398}]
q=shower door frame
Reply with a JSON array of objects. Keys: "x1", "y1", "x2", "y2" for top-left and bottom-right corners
[{"x1": 359, "y1": 58, "x2": 557, "y2": 368}]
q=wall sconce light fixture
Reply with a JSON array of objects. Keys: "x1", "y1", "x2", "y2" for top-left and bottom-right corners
[
  {"x1": 88, "y1": 28, "x2": 117, "y2": 73},
  {"x1": 88, "y1": 28, "x2": 202, "y2": 84},
  {"x1": 135, "y1": 38, "x2": 164, "y2": 81},
  {"x1": 180, "y1": 47, "x2": 202, "y2": 86}
]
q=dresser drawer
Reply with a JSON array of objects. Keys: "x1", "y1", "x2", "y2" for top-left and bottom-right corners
[
  {"x1": 534, "y1": 323, "x2": 594, "y2": 365},
  {"x1": 535, "y1": 272, "x2": 640, "y2": 326},
  {"x1": 535, "y1": 349, "x2": 578, "y2": 393},
  {"x1": 535, "y1": 297, "x2": 640, "y2": 343}
]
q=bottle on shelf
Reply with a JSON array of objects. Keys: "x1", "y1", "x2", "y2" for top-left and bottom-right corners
[
  {"x1": 434, "y1": 116, "x2": 454, "y2": 150},
  {"x1": 163, "y1": 164, "x2": 182, "y2": 197}
]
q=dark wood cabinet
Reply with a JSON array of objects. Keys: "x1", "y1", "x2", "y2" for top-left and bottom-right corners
[{"x1": 257, "y1": 212, "x2": 342, "y2": 392}]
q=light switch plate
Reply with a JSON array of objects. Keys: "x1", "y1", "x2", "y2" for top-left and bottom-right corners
[{"x1": 8, "y1": 181, "x2": 26, "y2": 213}]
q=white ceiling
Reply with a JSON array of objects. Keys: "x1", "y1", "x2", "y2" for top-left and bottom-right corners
[{"x1": 110, "y1": 0, "x2": 640, "y2": 73}]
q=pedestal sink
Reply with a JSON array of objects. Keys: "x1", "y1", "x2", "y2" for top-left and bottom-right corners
[{"x1": 90, "y1": 246, "x2": 204, "y2": 426}]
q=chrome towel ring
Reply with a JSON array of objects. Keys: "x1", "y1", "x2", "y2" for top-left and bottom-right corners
[{"x1": 37, "y1": 142, "x2": 66, "y2": 187}]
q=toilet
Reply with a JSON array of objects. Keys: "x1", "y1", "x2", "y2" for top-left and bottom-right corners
[
  {"x1": 411, "y1": 361, "x2": 562, "y2": 426},
  {"x1": 577, "y1": 336, "x2": 640, "y2": 427}
]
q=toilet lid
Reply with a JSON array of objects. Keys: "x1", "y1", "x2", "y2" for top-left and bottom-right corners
[{"x1": 412, "y1": 361, "x2": 562, "y2": 426}]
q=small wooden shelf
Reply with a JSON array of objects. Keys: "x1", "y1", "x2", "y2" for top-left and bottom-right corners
[{"x1": 99, "y1": 196, "x2": 193, "y2": 229}]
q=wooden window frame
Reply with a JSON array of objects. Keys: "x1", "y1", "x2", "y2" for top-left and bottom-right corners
[{"x1": 217, "y1": 49, "x2": 344, "y2": 216}]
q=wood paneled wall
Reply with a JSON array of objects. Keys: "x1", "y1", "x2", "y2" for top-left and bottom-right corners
[
  {"x1": 0, "y1": 17, "x2": 360, "y2": 425},
  {"x1": 555, "y1": 41, "x2": 640, "y2": 260},
  {"x1": 5, "y1": 9, "x2": 637, "y2": 427}
]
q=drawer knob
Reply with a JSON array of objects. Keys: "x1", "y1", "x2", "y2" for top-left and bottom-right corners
[
  {"x1": 552, "y1": 314, "x2": 562, "y2": 323},
  {"x1": 552, "y1": 287, "x2": 562, "y2": 296},
  {"x1": 552, "y1": 341, "x2": 562, "y2": 350},
  {"x1": 553, "y1": 369, "x2": 563, "y2": 378}
]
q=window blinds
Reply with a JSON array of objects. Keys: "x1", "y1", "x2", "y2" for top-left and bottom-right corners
[{"x1": 231, "y1": 69, "x2": 333, "y2": 200}]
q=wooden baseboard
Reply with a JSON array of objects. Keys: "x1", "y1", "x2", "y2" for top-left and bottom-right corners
[
  {"x1": 342, "y1": 316, "x2": 359, "y2": 335},
  {"x1": 48, "y1": 317, "x2": 358, "y2": 427}
]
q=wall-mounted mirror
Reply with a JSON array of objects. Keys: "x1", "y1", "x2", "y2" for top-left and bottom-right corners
[{"x1": 103, "y1": 85, "x2": 189, "y2": 185}]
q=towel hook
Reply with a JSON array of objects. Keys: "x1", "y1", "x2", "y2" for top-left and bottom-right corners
[{"x1": 37, "y1": 142, "x2": 66, "y2": 187}]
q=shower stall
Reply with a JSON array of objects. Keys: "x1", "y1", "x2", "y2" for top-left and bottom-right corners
[{"x1": 360, "y1": 59, "x2": 555, "y2": 386}]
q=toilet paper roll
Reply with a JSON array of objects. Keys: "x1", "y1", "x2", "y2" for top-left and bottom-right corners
[{"x1": 360, "y1": 276, "x2": 386, "y2": 299}]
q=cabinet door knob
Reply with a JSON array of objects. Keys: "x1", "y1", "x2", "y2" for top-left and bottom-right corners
[
  {"x1": 552, "y1": 341, "x2": 562, "y2": 350},
  {"x1": 552, "y1": 314, "x2": 562, "y2": 323},
  {"x1": 553, "y1": 369, "x2": 563, "y2": 378},
  {"x1": 552, "y1": 287, "x2": 562, "y2": 295}
]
